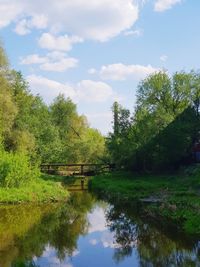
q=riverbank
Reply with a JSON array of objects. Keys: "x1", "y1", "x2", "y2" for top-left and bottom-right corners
[
  {"x1": 89, "y1": 171, "x2": 200, "y2": 235},
  {"x1": 0, "y1": 174, "x2": 69, "y2": 204}
]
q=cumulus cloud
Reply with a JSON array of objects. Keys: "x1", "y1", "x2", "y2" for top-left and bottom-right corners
[
  {"x1": 20, "y1": 52, "x2": 78, "y2": 72},
  {"x1": 0, "y1": 1, "x2": 23, "y2": 28},
  {"x1": 14, "y1": 14, "x2": 48, "y2": 35},
  {"x1": 27, "y1": 75, "x2": 76, "y2": 102},
  {"x1": 40, "y1": 57, "x2": 78, "y2": 72},
  {"x1": 31, "y1": 14, "x2": 48, "y2": 29},
  {"x1": 0, "y1": 0, "x2": 139, "y2": 42},
  {"x1": 15, "y1": 19, "x2": 31, "y2": 35},
  {"x1": 20, "y1": 54, "x2": 47, "y2": 65},
  {"x1": 38, "y1": 33, "x2": 83, "y2": 51},
  {"x1": 27, "y1": 75, "x2": 116, "y2": 104},
  {"x1": 76, "y1": 80, "x2": 113, "y2": 102},
  {"x1": 92, "y1": 63, "x2": 159, "y2": 81},
  {"x1": 154, "y1": 0, "x2": 182, "y2": 12}
]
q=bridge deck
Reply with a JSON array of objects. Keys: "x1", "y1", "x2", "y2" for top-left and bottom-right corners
[
  {"x1": 40, "y1": 163, "x2": 115, "y2": 175},
  {"x1": 41, "y1": 163, "x2": 113, "y2": 167}
]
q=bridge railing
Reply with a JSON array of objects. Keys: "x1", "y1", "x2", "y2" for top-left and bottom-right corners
[{"x1": 40, "y1": 163, "x2": 115, "y2": 176}]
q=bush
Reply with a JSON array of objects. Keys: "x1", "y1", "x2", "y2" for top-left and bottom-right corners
[{"x1": 0, "y1": 151, "x2": 40, "y2": 188}]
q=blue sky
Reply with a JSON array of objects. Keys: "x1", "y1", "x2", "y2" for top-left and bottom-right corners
[{"x1": 0, "y1": 0, "x2": 199, "y2": 134}]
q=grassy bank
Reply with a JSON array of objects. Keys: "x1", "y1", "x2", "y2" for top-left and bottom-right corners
[
  {"x1": 89, "y1": 171, "x2": 200, "y2": 235},
  {"x1": 0, "y1": 175, "x2": 69, "y2": 204}
]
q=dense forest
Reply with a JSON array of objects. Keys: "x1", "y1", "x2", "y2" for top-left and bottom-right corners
[
  {"x1": 108, "y1": 71, "x2": 200, "y2": 172},
  {"x1": 0, "y1": 44, "x2": 105, "y2": 188}
]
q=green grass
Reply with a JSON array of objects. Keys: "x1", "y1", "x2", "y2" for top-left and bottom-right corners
[
  {"x1": 90, "y1": 171, "x2": 200, "y2": 235},
  {"x1": 0, "y1": 176, "x2": 69, "y2": 204}
]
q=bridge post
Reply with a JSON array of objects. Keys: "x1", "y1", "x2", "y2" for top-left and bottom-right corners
[{"x1": 81, "y1": 165, "x2": 84, "y2": 175}]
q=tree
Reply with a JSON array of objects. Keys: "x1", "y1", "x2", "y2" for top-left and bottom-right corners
[
  {"x1": 0, "y1": 45, "x2": 17, "y2": 144},
  {"x1": 107, "y1": 71, "x2": 200, "y2": 171}
]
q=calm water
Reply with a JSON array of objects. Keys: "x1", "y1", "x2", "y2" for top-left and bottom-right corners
[{"x1": 0, "y1": 192, "x2": 200, "y2": 267}]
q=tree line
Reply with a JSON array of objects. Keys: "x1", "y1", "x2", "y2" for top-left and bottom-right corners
[
  {"x1": 108, "y1": 71, "x2": 200, "y2": 172},
  {"x1": 0, "y1": 43, "x2": 105, "y2": 187}
]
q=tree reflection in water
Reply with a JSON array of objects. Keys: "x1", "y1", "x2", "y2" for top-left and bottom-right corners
[
  {"x1": 1, "y1": 193, "x2": 200, "y2": 267},
  {"x1": 106, "y1": 206, "x2": 138, "y2": 263},
  {"x1": 105, "y1": 203, "x2": 200, "y2": 266},
  {"x1": 0, "y1": 192, "x2": 95, "y2": 267}
]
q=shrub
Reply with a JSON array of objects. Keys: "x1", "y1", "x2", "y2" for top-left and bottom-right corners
[{"x1": 0, "y1": 150, "x2": 40, "y2": 188}]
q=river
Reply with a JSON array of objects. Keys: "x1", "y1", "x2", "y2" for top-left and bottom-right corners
[{"x1": 0, "y1": 192, "x2": 200, "y2": 267}]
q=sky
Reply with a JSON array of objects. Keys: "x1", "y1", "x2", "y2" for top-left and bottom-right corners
[{"x1": 0, "y1": 0, "x2": 199, "y2": 134}]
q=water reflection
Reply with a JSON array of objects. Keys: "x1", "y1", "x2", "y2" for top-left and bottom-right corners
[
  {"x1": 0, "y1": 193, "x2": 199, "y2": 267},
  {"x1": 105, "y1": 203, "x2": 200, "y2": 266},
  {"x1": 0, "y1": 193, "x2": 95, "y2": 267}
]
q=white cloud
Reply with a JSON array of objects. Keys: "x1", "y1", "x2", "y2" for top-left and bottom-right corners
[
  {"x1": 27, "y1": 75, "x2": 115, "y2": 103},
  {"x1": 20, "y1": 54, "x2": 47, "y2": 65},
  {"x1": 14, "y1": 14, "x2": 48, "y2": 35},
  {"x1": 40, "y1": 57, "x2": 78, "y2": 72},
  {"x1": 124, "y1": 29, "x2": 143, "y2": 37},
  {"x1": 15, "y1": 19, "x2": 31, "y2": 35},
  {"x1": 0, "y1": 1, "x2": 23, "y2": 28},
  {"x1": 96, "y1": 63, "x2": 159, "y2": 81},
  {"x1": 20, "y1": 52, "x2": 78, "y2": 72},
  {"x1": 76, "y1": 80, "x2": 114, "y2": 102},
  {"x1": 0, "y1": 0, "x2": 139, "y2": 41},
  {"x1": 38, "y1": 33, "x2": 83, "y2": 51},
  {"x1": 47, "y1": 51, "x2": 66, "y2": 60},
  {"x1": 154, "y1": 0, "x2": 182, "y2": 12},
  {"x1": 31, "y1": 14, "x2": 48, "y2": 29},
  {"x1": 27, "y1": 75, "x2": 76, "y2": 102},
  {"x1": 160, "y1": 54, "x2": 168, "y2": 62}
]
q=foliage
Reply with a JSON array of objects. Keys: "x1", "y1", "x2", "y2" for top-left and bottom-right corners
[
  {"x1": 133, "y1": 106, "x2": 199, "y2": 171},
  {"x1": 0, "y1": 43, "x2": 106, "y2": 195},
  {"x1": 90, "y1": 171, "x2": 200, "y2": 235},
  {"x1": 0, "y1": 150, "x2": 39, "y2": 188},
  {"x1": 48, "y1": 95, "x2": 106, "y2": 163},
  {"x1": 108, "y1": 71, "x2": 200, "y2": 171},
  {"x1": 0, "y1": 177, "x2": 69, "y2": 203}
]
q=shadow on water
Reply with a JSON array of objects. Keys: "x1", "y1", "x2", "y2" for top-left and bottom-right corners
[{"x1": 0, "y1": 192, "x2": 200, "y2": 267}]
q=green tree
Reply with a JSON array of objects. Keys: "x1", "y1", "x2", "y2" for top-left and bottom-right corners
[{"x1": 107, "y1": 71, "x2": 200, "y2": 170}]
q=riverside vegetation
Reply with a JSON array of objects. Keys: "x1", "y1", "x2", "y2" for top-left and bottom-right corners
[
  {"x1": 90, "y1": 170, "x2": 200, "y2": 235},
  {"x1": 0, "y1": 43, "x2": 105, "y2": 203},
  {"x1": 1, "y1": 39, "x2": 200, "y2": 239},
  {"x1": 90, "y1": 71, "x2": 200, "y2": 236}
]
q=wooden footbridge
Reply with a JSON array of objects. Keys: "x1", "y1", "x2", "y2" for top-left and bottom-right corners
[{"x1": 41, "y1": 163, "x2": 115, "y2": 176}]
